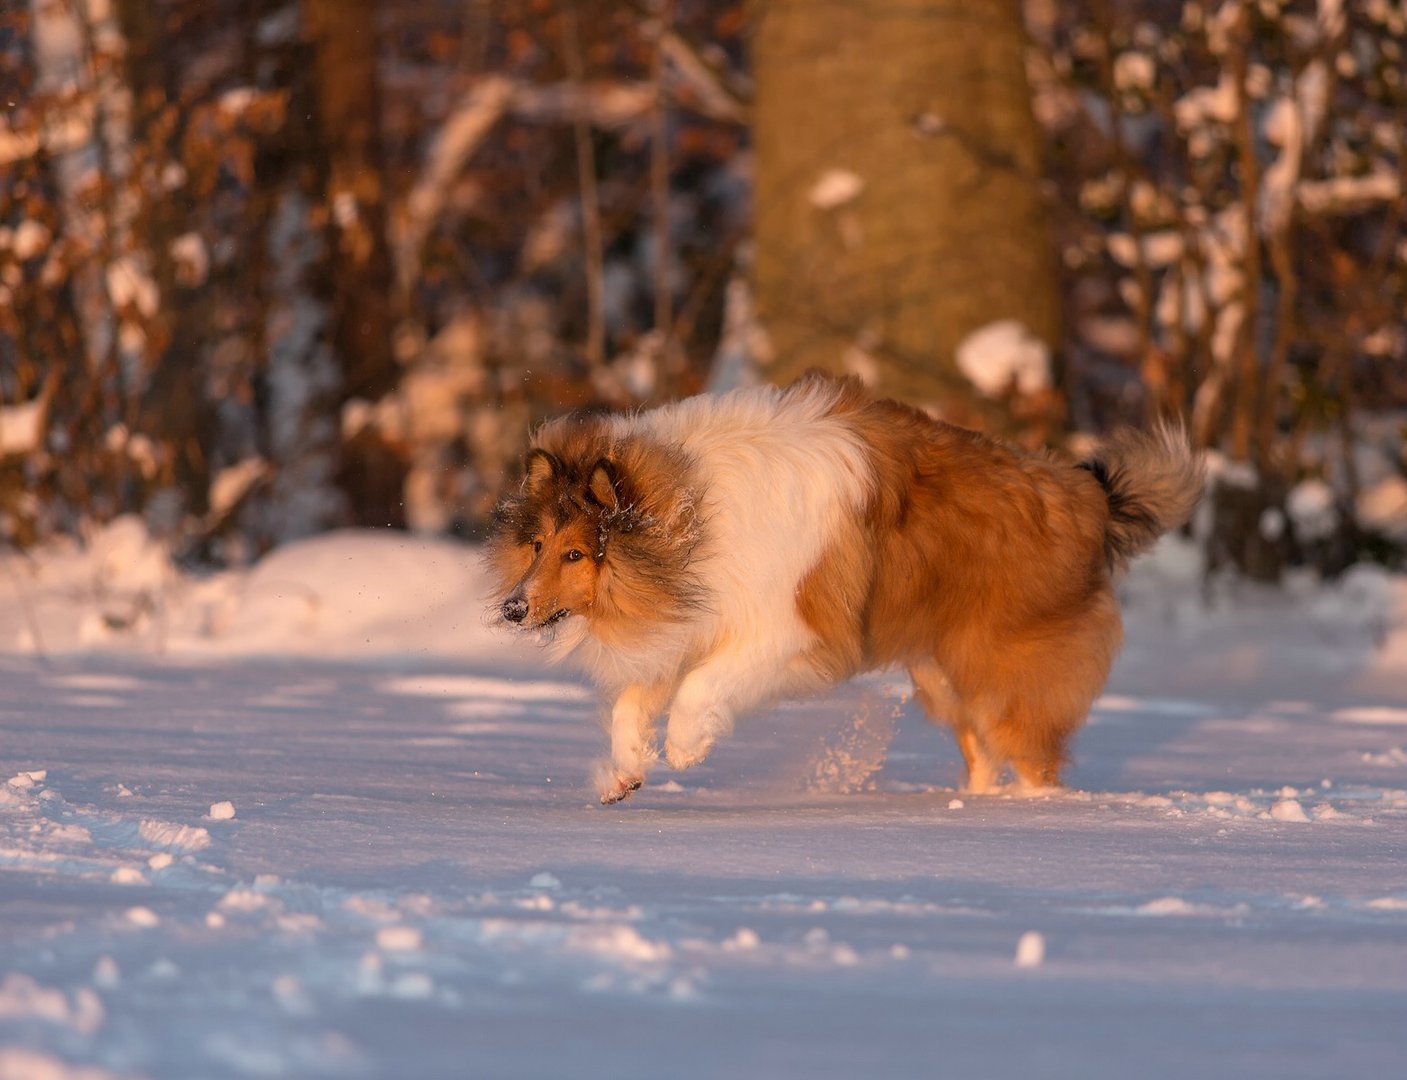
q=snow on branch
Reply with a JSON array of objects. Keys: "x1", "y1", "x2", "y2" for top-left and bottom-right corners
[
  {"x1": 398, "y1": 76, "x2": 516, "y2": 289},
  {"x1": 398, "y1": 75, "x2": 658, "y2": 288},
  {"x1": 0, "y1": 398, "x2": 48, "y2": 458},
  {"x1": 660, "y1": 30, "x2": 749, "y2": 123},
  {"x1": 1296, "y1": 172, "x2": 1402, "y2": 216},
  {"x1": 0, "y1": 374, "x2": 58, "y2": 459},
  {"x1": 0, "y1": 90, "x2": 102, "y2": 166},
  {"x1": 510, "y1": 81, "x2": 654, "y2": 129}
]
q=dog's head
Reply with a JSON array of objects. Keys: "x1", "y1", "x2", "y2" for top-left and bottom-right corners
[
  {"x1": 488, "y1": 422, "x2": 708, "y2": 646},
  {"x1": 487, "y1": 448, "x2": 624, "y2": 632}
]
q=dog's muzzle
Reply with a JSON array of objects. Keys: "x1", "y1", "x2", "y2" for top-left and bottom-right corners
[{"x1": 502, "y1": 596, "x2": 529, "y2": 623}]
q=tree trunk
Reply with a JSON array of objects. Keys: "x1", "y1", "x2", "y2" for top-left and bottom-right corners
[
  {"x1": 750, "y1": 0, "x2": 1060, "y2": 407},
  {"x1": 29, "y1": 0, "x2": 113, "y2": 372},
  {"x1": 117, "y1": 0, "x2": 213, "y2": 520},
  {"x1": 304, "y1": 0, "x2": 397, "y2": 402}
]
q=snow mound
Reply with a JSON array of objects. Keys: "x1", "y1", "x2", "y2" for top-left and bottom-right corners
[
  {"x1": 1269, "y1": 798, "x2": 1311, "y2": 823},
  {"x1": 0, "y1": 1048, "x2": 131, "y2": 1080},
  {"x1": 0, "y1": 527, "x2": 535, "y2": 665}
]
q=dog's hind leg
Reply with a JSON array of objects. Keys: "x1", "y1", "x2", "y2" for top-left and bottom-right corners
[
  {"x1": 953, "y1": 724, "x2": 1004, "y2": 794},
  {"x1": 991, "y1": 592, "x2": 1123, "y2": 793},
  {"x1": 990, "y1": 688, "x2": 1090, "y2": 793},
  {"x1": 987, "y1": 699, "x2": 1070, "y2": 793},
  {"x1": 910, "y1": 662, "x2": 1003, "y2": 794},
  {"x1": 1010, "y1": 751, "x2": 1062, "y2": 791},
  {"x1": 597, "y1": 682, "x2": 670, "y2": 804}
]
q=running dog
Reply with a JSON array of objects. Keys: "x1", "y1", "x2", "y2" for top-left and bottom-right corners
[{"x1": 487, "y1": 373, "x2": 1203, "y2": 804}]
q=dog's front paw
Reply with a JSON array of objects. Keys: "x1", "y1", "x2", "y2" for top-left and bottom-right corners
[
  {"x1": 595, "y1": 764, "x2": 643, "y2": 805},
  {"x1": 600, "y1": 778, "x2": 642, "y2": 805}
]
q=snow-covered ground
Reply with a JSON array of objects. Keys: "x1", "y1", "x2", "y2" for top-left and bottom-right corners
[{"x1": 2, "y1": 523, "x2": 1406, "y2": 1078}]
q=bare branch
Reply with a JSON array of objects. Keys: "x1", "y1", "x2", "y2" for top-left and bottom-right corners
[
  {"x1": 560, "y1": 3, "x2": 606, "y2": 372},
  {"x1": 651, "y1": 0, "x2": 676, "y2": 380}
]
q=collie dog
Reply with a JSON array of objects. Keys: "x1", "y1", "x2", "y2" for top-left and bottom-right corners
[{"x1": 487, "y1": 373, "x2": 1203, "y2": 804}]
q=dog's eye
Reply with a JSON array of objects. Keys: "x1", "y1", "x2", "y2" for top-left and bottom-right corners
[
  {"x1": 532, "y1": 539, "x2": 543, "y2": 554},
  {"x1": 563, "y1": 548, "x2": 584, "y2": 562}
]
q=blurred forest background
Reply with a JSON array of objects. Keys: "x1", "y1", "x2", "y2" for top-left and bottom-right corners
[{"x1": 1, "y1": 0, "x2": 1405, "y2": 581}]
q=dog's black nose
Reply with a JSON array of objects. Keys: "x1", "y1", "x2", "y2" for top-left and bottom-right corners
[{"x1": 502, "y1": 597, "x2": 529, "y2": 623}]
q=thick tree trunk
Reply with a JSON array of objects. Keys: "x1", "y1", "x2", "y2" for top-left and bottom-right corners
[
  {"x1": 303, "y1": 0, "x2": 408, "y2": 531},
  {"x1": 304, "y1": 0, "x2": 397, "y2": 402},
  {"x1": 751, "y1": 0, "x2": 1060, "y2": 406}
]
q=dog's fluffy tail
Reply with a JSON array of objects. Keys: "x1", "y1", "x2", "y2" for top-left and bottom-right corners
[{"x1": 1079, "y1": 422, "x2": 1204, "y2": 569}]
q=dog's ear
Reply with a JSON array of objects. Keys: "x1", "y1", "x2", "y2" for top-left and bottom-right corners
[
  {"x1": 587, "y1": 458, "x2": 620, "y2": 512},
  {"x1": 522, "y1": 449, "x2": 560, "y2": 497}
]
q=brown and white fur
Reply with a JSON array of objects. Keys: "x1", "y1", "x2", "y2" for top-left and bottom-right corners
[{"x1": 487, "y1": 373, "x2": 1203, "y2": 804}]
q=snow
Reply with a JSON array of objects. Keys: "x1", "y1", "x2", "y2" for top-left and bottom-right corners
[
  {"x1": 955, "y1": 319, "x2": 1053, "y2": 397},
  {"x1": 2, "y1": 530, "x2": 1406, "y2": 1077},
  {"x1": 103, "y1": 258, "x2": 158, "y2": 319},
  {"x1": 1297, "y1": 170, "x2": 1401, "y2": 215},
  {"x1": 215, "y1": 88, "x2": 257, "y2": 119},
  {"x1": 13, "y1": 220, "x2": 52, "y2": 261},
  {"x1": 1357, "y1": 475, "x2": 1407, "y2": 541},
  {"x1": 1173, "y1": 73, "x2": 1238, "y2": 131},
  {"x1": 0, "y1": 125, "x2": 41, "y2": 168},
  {"x1": 1113, "y1": 51, "x2": 1155, "y2": 92},
  {"x1": 1269, "y1": 798, "x2": 1311, "y2": 823},
  {"x1": 167, "y1": 232, "x2": 209, "y2": 288},
  {"x1": 0, "y1": 395, "x2": 48, "y2": 457},
  {"x1": 374, "y1": 926, "x2": 422, "y2": 953},
  {"x1": 1108, "y1": 230, "x2": 1183, "y2": 269},
  {"x1": 807, "y1": 169, "x2": 864, "y2": 210},
  {"x1": 206, "y1": 459, "x2": 267, "y2": 521},
  {"x1": 1287, "y1": 478, "x2": 1338, "y2": 542}
]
